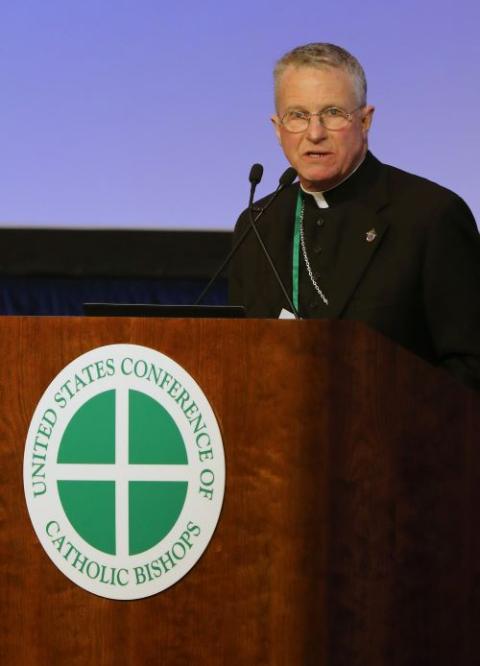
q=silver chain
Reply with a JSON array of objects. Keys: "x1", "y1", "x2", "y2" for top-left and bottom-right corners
[{"x1": 299, "y1": 201, "x2": 329, "y2": 306}]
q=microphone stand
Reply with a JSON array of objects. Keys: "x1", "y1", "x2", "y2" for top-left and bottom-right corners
[
  {"x1": 194, "y1": 167, "x2": 297, "y2": 307},
  {"x1": 246, "y1": 175, "x2": 301, "y2": 319}
]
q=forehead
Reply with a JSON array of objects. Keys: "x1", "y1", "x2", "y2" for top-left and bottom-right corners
[{"x1": 276, "y1": 65, "x2": 357, "y2": 111}]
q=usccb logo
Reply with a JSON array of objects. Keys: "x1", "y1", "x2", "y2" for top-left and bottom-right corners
[{"x1": 23, "y1": 344, "x2": 225, "y2": 600}]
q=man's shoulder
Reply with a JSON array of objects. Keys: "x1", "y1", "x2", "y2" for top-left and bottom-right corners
[
  {"x1": 372, "y1": 155, "x2": 478, "y2": 236},
  {"x1": 378, "y1": 157, "x2": 467, "y2": 208}
]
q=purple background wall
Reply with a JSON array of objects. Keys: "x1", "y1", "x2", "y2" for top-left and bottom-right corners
[{"x1": 0, "y1": 0, "x2": 478, "y2": 230}]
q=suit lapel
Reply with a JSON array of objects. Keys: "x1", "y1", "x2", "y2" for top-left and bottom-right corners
[
  {"x1": 325, "y1": 154, "x2": 391, "y2": 318},
  {"x1": 328, "y1": 202, "x2": 389, "y2": 317}
]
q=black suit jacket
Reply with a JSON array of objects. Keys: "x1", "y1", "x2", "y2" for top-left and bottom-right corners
[{"x1": 229, "y1": 152, "x2": 480, "y2": 390}]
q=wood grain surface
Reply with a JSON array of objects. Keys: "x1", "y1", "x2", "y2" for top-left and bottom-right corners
[{"x1": 0, "y1": 317, "x2": 478, "y2": 665}]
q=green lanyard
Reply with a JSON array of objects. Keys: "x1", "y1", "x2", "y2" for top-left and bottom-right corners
[{"x1": 292, "y1": 189, "x2": 304, "y2": 311}]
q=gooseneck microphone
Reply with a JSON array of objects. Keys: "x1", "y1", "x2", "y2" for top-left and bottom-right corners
[
  {"x1": 194, "y1": 165, "x2": 297, "y2": 306},
  {"x1": 249, "y1": 162, "x2": 264, "y2": 188},
  {"x1": 278, "y1": 166, "x2": 298, "y2": 189},
  {"x1": 246, "y1": 165, "x2": 300, "y2": 319}
]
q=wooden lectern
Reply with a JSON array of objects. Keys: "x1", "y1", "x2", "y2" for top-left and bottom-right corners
[{"x1": 1, "y1": 316, "x2": 479, "y2": 665}]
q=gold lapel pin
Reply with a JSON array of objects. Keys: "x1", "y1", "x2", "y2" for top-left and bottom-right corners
[{"x1": 366, "y1": 228, "x2": 377, "y2": 243}]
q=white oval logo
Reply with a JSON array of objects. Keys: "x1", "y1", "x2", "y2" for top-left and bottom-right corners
[{"x1": 23, "y1": 344, "x2": 225, "y2": 600}]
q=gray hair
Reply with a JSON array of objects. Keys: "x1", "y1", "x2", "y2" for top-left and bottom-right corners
[{"x1": 274, "y1": 43, "x2": 367, "y2": 108}]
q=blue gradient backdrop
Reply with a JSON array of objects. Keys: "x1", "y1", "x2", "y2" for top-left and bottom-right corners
[{"x1": 0, "y1": 0, "x2": 478, "y2": 229}]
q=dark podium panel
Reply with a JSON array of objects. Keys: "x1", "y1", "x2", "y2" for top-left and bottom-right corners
[{"x1": 0, "y1": 317, "x2": 478, "y2": 665}]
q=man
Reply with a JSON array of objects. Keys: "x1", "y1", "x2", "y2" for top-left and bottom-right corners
[{"x1": 229, "y1": 43, "x2": 480, "y2": 391}]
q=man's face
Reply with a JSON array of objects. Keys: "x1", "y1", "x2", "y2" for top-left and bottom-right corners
[{"x1": 272, "y1": 65, "x2": 374, "y2": 191}]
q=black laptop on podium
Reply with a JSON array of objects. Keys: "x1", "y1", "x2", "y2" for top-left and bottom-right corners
[{"x1": 83, "y1": 303, "x2": 245, "y2": 318}]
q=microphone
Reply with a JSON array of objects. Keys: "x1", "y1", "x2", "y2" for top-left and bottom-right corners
[
  {"x1": 251, "y1": 166, "x2": 296, "y2": 214},
  {"x1": 279, "y1": 167, "x2": 297, "y2": 187},
  {"x1": 194, "y1": 166, "x2": 297, "y2": 306},
  {"x1": 246, "y1": 168, "x2": 301, "y2": 319},
  {"x1": 248, "y1": 163, "x2": 264, "y2": 218},
  {"x1": 249, "y1": 163, "x2": 264, "y2": 186}
]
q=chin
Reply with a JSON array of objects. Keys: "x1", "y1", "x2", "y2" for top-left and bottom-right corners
[
  {"x1": 302, "y1": 173, "x2": 338, "y2": 191},
  {"x1": 300, "y1": 168, "x2": 338, "y2": 190}
]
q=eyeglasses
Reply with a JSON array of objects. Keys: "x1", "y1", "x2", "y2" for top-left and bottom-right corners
[{"x1": 279, "y1": 106, "x2": 364, "y2": 133}]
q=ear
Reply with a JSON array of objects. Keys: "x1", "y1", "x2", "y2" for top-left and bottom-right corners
[
  {"x1": 271, "y1": 115, "x2": 282, "y2": 144},
  {"x1": 362, "y1": 105, "x2": 375, "y2": 133}
]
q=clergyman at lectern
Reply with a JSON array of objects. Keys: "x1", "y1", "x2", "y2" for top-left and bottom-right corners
[{"x1": 229, "y1": 42, "x2": 480, "y2": 391}]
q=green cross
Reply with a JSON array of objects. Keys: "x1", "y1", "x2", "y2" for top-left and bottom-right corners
[{"x1": 56, "y1": 389, "x2": 190, "y2": 556}]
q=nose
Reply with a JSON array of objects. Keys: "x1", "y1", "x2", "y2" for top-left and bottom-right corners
[{"x1": 305, "y1": 114, "x2": 327, "y2": 142}]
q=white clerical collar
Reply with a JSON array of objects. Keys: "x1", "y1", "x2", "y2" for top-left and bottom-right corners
[
  {"x1": 300, "y1": 186, "x2": 329, "y2": 208},
  {"x1": 300, "y1": 154, "x2": 366, "y2": 209}
]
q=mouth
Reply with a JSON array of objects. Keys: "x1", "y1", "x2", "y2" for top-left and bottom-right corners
[
  {"x1": 303, "y1": 151, "x2": 332, "y2": 160},
  {"x1": 303, "y1": 150, "x2": 332, "y2": 163}
]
